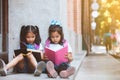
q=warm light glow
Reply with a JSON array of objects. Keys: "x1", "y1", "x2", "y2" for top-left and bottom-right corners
[
  {"x1": 101, "y1": 0, "x2": 107, "y2": 3},
  {"x1": 103, "y1": 10, "x2": 110, "y2": 17},
  {"x1": 94, "y1": 0, "x2": 120, "y2": 45},
  {"x1": 100, "y1": 21, "x2": 105, "y2": 29},
  {"x1": 111, "y1": 1, "x2": 119, "y2": 5},
  {"x1": 116, "y1": 20, "x2": 119, "y2": 23},
  {"x1": 108, "y1": 17, "x2": 112, "y2": 23},
  {"x1": 106, "y1": 3, "x2": 111, "y2": 8}
]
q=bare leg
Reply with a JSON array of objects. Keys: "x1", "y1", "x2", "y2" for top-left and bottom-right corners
[
  {"x1": 26, "y1": 53, "x2": 37, "y2": 69},
  {"x1": 5, "y1": 54, "x2": 24, "y2": 70},
  {"x1": 26, "y1": 53, "x2": 46, "y2": 76}
]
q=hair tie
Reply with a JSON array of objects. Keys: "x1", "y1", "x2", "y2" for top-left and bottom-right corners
[{"x1": 50, "y1": 20, "x2": 61, "y2": 25}]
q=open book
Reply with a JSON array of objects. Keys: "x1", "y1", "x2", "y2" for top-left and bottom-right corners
[
  {"x1": 14, "y1": 49, "x2": 42, "y2": 62},
  {"x1": 45, "y1": 47, "x2": 68, "y2": 65}
]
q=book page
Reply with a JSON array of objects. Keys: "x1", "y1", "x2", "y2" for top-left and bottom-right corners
[{"x1": 27, "y1": 49, "x2": 42, "y2": 53}]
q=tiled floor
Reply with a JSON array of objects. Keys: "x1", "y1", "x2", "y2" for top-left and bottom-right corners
[{"x1": 75, "y1": 54, "x2": 120, "y2": 80}]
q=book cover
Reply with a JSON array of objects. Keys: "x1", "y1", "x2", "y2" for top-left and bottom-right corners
[
  {"x1": 14, "y1": 49, "x2": 41, "y2": 62},
  {"x1": 45, "y1": 47, "x2": 68, "y2": 65}
]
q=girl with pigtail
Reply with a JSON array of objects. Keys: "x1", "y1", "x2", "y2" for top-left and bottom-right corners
[{"x1": 0, "y1": 25, "x2": 46, "y2": 76}]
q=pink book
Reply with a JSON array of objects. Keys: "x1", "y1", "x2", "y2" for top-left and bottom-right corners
[{"x1": 45, "y1": 47, "x2": 68, "y2": 65}]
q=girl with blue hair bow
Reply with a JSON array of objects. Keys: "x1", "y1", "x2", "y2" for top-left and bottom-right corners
[{"x1": 44, "y1": 20, "x2": 75, "y2": 78}]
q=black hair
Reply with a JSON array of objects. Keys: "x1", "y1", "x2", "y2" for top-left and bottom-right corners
[
  {"x1": 20, "y1": 25, "x2": 41, "y2": 49},
  {"x1": 48, "y1": 24, "x2": 64, "y2": 45}
]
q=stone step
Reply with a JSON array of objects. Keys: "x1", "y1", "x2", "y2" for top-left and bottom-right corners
[{"x1": 0, "y1": 51, "x2": 87, "y2": 80}]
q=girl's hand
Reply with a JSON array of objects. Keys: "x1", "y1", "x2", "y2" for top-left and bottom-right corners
[
  {"x1": 43, "y1": 54, "x2": 49, "y2": 61},
  {"x1": 26, "y1": 51, "x2": 32, "y2": 56},
  {"x1": 65, "y1": 53, "x2": 73, "y2": 63}
]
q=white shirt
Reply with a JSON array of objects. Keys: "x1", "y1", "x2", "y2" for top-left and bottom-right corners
[{"x1": 38, "y1": 43, "x2": 44, "y2": 51}]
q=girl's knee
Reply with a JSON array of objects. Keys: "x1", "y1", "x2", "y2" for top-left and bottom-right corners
[
  {"x1": 26, "y1": 53, "x2": 35, "y2": 60},
  {"x1": 16, "y1": 54, "x2": 24, "y2": 60},
  {"x1": 27, "y1": 53, "x2": 33, "y2": 57}
]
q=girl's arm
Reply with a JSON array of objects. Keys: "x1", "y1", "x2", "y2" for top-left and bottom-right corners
[
  {"x1": 40, "y1": 51, "x2": 44, "y2": 60},
  {"x1": 66, "y1": 43, "x2": 73, "y2": 63}
]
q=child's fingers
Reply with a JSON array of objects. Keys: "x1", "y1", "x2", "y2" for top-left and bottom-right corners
[
  {"x1": 65, "y1": 53, "x2": 73, "y2": 62},
  {"x1": 64, "y1": 54, "x2": 69, "y2": 59},
  {"x1": 26, "y1": 51, "x2": 32, "y2": 56},
  {"x1": 44, "y1": 55, "x2": 49, "y2": 60},
  {"x1": 44, "y1": 55, "x2": 48, "y2": 58}
]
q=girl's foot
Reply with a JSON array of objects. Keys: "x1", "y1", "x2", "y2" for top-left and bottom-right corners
[
  {"x1": 59, "y1": 66, "x2": 75, "y2": 78},
  {"x1": 0, "y1": 59, "x2": 7, "y2": 76},
  {"x1": 46, "y1": 61, "x2": 58, "y2": 78},
  {"x1": 34, "y1": 61, "x2": 46, "y2": 76}
]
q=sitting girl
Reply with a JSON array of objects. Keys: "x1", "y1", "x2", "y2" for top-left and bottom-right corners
[
  {"x1": 44, "y1": 20, "x2": 75, "y2": 78},
  {"x1": 0, "y1": 25, "x2": 45, "y2": 76}
]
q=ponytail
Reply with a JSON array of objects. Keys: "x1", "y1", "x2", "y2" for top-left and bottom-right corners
[
  {"x1": 20, "y1": 25, "x2": 27, "y2": 49},
  {"x1": 34, "y1": 26, "x2": 41, "y2": 45}
]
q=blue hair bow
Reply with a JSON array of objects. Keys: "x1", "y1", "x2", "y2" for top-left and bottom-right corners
[{"x1": 51, "y1": 20, "x2": 61, "y2": 25}]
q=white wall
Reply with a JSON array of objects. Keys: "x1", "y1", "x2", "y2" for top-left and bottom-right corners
[
  {"x1": 8, "y1": 0, "x2": 69, "y2": 61},
  {"x1": 8, "y1": 0, "x2": 82, "y2": 61}
]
